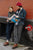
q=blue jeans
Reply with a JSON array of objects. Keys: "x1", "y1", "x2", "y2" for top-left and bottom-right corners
[{"x1": 6, "y1": 22, "x2": 14, "y2": 40}]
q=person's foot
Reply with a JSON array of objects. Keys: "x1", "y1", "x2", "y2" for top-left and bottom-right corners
[
  {"x1": 12, "y1": 44, "x2": 18, "y2": 49},
  {"x1": 3, "y1": 42, "x2": 9, "y2": 46}
]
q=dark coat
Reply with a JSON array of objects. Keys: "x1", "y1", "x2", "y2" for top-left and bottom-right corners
[{"x1": 15, "y1": 8, "x2": 26, "y2": 25}]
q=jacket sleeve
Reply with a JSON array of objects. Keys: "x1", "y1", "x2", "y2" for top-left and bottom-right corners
[
  {"x1": 8, "y1": 12, "x2": 10, "y2": 17},
  {"x1": 19, "y1": 10, "x2": 26, "y2": 19}
]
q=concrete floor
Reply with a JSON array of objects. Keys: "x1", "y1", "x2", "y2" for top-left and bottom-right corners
[{"x1": 0, "y1": 39, "x2": 30, "y2": 50}]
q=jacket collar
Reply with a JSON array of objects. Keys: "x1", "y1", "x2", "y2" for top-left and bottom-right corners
[{"x1": 19, "y1": 8, "x2": 23, "y2": 13}]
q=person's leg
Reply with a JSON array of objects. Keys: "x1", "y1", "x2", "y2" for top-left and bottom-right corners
[
  {"x1": 6, "y1": 23, "x2": 14, "y2": 40},
  {"x1": 14, "y1": 25, "x2": 18, "y2": 44},
  {"x1": 12, "y1": 25, "x2": 19, "y2": 49},
  {"x1": 4, "y1": 23, "x2": 14, "y2": 46},
  {"x1": 3, "y1": 23, "x2": 10, "y2": 46},
  {"x1": 12, "y1": 25, "x2": 23, "y2": 49},
  {"x1": 6, "y1": 23, "x2": 11, "y2": 41},
  {"x1": 17, "y1": 25, "x2": 23, "y2": 42}
]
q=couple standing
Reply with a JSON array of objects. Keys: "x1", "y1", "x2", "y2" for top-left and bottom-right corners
[{"x1": 3, "y1": 2, "x2": 26, "y2": 49}]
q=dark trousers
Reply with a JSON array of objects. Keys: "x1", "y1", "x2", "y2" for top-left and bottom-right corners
[{"x1": 6, "y1": 22, "x2": 14, "y2": 40}]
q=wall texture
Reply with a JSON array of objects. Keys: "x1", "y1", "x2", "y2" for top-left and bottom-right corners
[{"x1": 0, "y1": 0, "x2": 33, "y2": 19}]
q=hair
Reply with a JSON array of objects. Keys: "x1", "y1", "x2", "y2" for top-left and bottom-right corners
[
  {"x1": 8, "y1": 6, "x2": 13, "y2": 9},
  {"x1": 19, "y1": 6, "x2": 22, "y2": 7}
]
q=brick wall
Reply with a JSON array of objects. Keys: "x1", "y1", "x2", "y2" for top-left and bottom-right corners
[{"x1": 0, "y1": 0, "x2": 33, "y2": 19}]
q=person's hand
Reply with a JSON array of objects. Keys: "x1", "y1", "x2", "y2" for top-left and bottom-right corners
[
  {"x1": 7, "y1": 18, "x2": 11, "y2": 20},
  {"x1": 6, "y1": 20, "x2": 9, "y2": 22},
  {"x1": 15, "y1": 19, "x2": 18, "y2": 22},
  {"x1": 15, "y1": 16, "x2": 19, "y2": 18}
]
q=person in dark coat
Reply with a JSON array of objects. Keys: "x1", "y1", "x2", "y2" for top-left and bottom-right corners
[
  {"x1": 3, "y1": 6, "x2": 15, "y2": 46},
  {"x1": 12, "y1": 2, "x2": 26, "y2": 49}
]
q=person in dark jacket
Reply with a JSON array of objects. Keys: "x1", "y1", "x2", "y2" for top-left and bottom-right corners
[
  {"x1": 3, "y1": 6, "x2": 15, "y2": 46},
  {"x1": 12, "y1": 2, "x2": 26, "y2": 49}
]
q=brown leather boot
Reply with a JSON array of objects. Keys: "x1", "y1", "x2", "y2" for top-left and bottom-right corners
[
  {"x1": 12, "y1": 44, "x2": 18, "y2": 49},
  {"x1": 3, "y1": 42, "x2": 9, "y2": 46}
]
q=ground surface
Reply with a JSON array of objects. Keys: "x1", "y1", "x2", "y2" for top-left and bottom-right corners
[{"x1": 0, "y1": 39, "x2": 30, "y2": 50}]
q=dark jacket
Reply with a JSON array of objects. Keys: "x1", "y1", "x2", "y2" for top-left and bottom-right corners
[
  {"x1": 15, "y1": 8, "x2": 26, "y2": 25},
  {"x1": 8, "y1": 11, "x2": 15, "y2": 17}
]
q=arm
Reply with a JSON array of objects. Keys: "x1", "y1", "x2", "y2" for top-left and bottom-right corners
[
  {"x1": 8, "y1": 14, "x2": 19, "y2": 20},
  {"x1": 8, "y1": 14, "x2": 16, "y2": 20}
]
